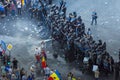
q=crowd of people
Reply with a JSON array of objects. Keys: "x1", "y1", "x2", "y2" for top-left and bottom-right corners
[
  {"x1": 29, "y1": 0, "x2": 120, "y2": 80},
  {"x1": 0, "y1": 0, "x2": 120, "y2": 80},
  {"x1": 0, "y1": 44, "x2": 44, "y2": 80},
  {"x1": 0, "y1": 0, "x2": 29, "y2": 18},
  {"x1": 0, "y1": 54, "x2": 27, "y2": 79},
  {"x1": 0, "y1": 43, "x2": 36, "y2": 80},
  {"x1": 0, "y1": 42, "x2": 82, "y2": 80}
]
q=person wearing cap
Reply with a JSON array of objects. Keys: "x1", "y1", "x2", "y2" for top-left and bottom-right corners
[{"x1": 44, "y1": 65, "x2": 50, "y2": 78}]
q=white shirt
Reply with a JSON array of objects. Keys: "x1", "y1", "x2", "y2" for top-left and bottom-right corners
[
  {"x1": 17, "y1": 2, "x2": 21, "y2": 8},
  {"x1": 0, "y1": 47, "x2": 3, "y2": 52},
  {"x1": 8, "y1": 68, "x2": 12, "y2": 74},
  {"x1": 35, "y1": 48, "x2": 40, "y2": 54}
]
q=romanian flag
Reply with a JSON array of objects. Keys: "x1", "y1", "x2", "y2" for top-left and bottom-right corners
[
  {"x1": 48, "y1": 77, "x2": 54, "y2": 80},
  {"x1": 48, "y1": 72, "x2": 60, "y2": 80},
  {"x1": 55, "y1": 70, "x2": 62, "y2": 80},
  {"x1": 41, "y1": 56, "x2": 47, "y2": 68}
]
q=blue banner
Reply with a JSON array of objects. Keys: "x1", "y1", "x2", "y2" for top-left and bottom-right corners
[{"x1": 1, "y1": 40, "x2": 7, "y2": 51}]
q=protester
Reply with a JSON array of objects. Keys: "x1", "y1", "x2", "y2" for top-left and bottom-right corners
[
  {"x1": 0, "y1": 75, "x2": 8, "y2": 80},
  {"x1": 14, "y1": 67, "x2": 20, "y2": 80},
  {"x1": 17, "y1": 1, "x2": 22, "y2": 15},
  {"x1": 12, "y1": 58, "x2": 18, "y2": 70},
  {"x1": 44, "y1": 65, "x2": 50, "y2": 77},
  {"x1": 77, "y1": 77, "x2": 81, "y2": 80},
  {"x1": 114, "y1": 62, "x2": 120, "y2": 80},
  {"x1": 41, "y1": 49, "x2": 47, "y2": 60},
  {"x1": 27, "y1": 75, "x2": 33, "y2": 80},
  {"x1": 10, "y1": 1, "x2": 16, "y2": 16},
  {"x1": 35, "y1": 53, "x2": 41, "y2": 64},
  {"x1": 20, "y1": 68, "x2": 26, "y2": 79},
  {"x1": 22, "y1": 74, "x2": 27, "y2": 80},
  {"x1": 72, "y1": 76, "x2": 77, "y2": 80},
  {"x1": 1, "y1": 62, "x2": 6, "y2": 76},
  {"x1": 40, "y1": 41, "x2": 46, "y2": 50},
  {"x1": 67, "y1": 72, "x2": 73, "y2": 80},
  {"x1": 30, "y1": 65, "x2": 35, "y2": 79},
  {"x1": 0, "y1": 2, "x2": 5, "y2": 17},
  {"x1": 35, "y1": 48, "x2": 40, "y2": 54},
  {"x1": 11, "y1": 73, "x2": 17, "y2": 80}
]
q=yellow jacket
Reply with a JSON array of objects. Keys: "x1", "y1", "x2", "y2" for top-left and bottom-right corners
[{"x1": 72, "y1": 77, "x2": 76, "y2": 80}]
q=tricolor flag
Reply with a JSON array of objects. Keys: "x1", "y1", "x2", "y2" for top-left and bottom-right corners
[
  {"x1": 48, "y1": 72, "x2": 60, "y2": 80},
  {"x1": 48, "y1": 77, "x2": 54, "y2": 80},
  {"x1": 55, "y1": 70, "x2": 62, "y2": 80},
  {"x1": 41, "y1": 56, "x2": 47, "y2": 69}
]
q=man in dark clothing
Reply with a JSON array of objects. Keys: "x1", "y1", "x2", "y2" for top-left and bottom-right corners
[
  {"x1": 30, "y1": 8, "x2": 35, "y2": 19},
  {"x1": 114, "y1": 62, "x2": 120, "y2": 80},
  {"x1": 48, "y1": 0, "x2": 52, "y2": 5},
  {"x1": 91, "y1": 11, "x2": 97, "y2": 25},
  {"x1": 4, "y1": 0, "x2": 8, "y2": 16},
  {"x1": 62, "y1": 5, "x2": 66, "y2": 16},
  {"x1": 59, "y1": 0, "x2": 66, "y2": 11},
  {"x1": 119, "y1": 49, "x2": 120, "y2": 61},
  {"x1": 12, "y1": 58, "x2": 18, "y2": 69}
]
